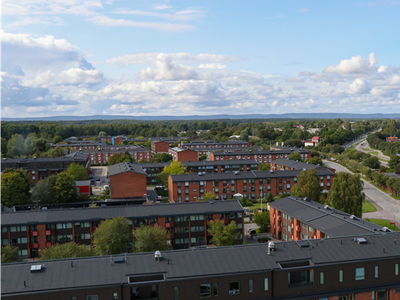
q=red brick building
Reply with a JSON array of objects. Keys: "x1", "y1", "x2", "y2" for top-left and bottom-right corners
[
  {"x1": 269, "y1": 196, "x2": 386, "y2": 241},
  {"x1": 1, "y1": 200, "x2": 244, "y2": 258},
  {"x1": 387, "y1": 136, "x2": 399, "y2": 142},
  {"x1": 179, "y1": 140, "x2": 251, "y2": 149},
  {"x1": 109, "y1": 163, "x2": 147, "y2": 199},
  {"x1": 168, "y1": 147, "x2": 198, "y2": 162},
  {"x1": 82, "y1": 146, "x2": 151, "y2": 164},
  {"x1": 168, "y1": 169, "x2": 334, "y2": 202},
  {"x1": 210, "y1": 148, "x2": 311, "y2": 163},
  {"x1": 151, "y1": 140, "x2": 170, "y2": 153},
  {"x1": 270, "y1": 158, "x2": 336, "y2": 173}
]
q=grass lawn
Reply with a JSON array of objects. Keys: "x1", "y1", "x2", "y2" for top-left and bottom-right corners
[
  {"x1": 365, "y1": 219, "x2": 400, "y2": 231},
  {"x1": 369, "y1": 151, "x2": 378, "y2": 155},
  {"x1": 161, "y1": 199, "x2": 170, "y2": 204},
  {"x1": 362, "y1": 200, "x2": 377, "y2": 213},
  {"x1": 378, "y1": 157, "x2": 389, "y2": 162},
  {"x1": 155, "y1": 190, "x2": 169, "y2": 197}
]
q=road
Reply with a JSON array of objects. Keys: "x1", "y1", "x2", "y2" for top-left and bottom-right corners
[
  {"x1": 355, "y1": 140, "x2": 390, "y2": 167},
  {"x1": 323, "y1": 160, "x2": 400, "y2": 228}
]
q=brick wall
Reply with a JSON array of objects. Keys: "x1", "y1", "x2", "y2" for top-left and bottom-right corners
[{"x1": 110, "y1": 172, "x2": 147, "y2": 199}]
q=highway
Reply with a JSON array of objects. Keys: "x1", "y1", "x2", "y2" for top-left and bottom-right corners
[{"x1": 323, "y1": 160, "x2": 400, "y2": 228}]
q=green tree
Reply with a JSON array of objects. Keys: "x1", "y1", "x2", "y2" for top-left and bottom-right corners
[
  {"x1": 199, "y1": 154, "x2": 208, "y2": 161},
  {"x1": 92, "y1": 217, "x2": 132, "y2": 255},
  {"x1": 6, "y1": 134, "x2": 25, "y2": 157},
  {"x1": 239, "y1": 196, "x2": 253, "y2": 207},
  {"x1": 1, "y1": 245, "x2": 21, "y2": 263},
  {"x1": 363, "y1": 156, "x2": 380, "y2": 169},
  {"x1": 239, "y1": 130, "x2": 249, "y2": 141},
  {"x1": 158, "y1": 161, "x2": 185, "y2": 186},
  {"x1": 203, "y1": 191, "x2": 216, "y2": 201},
  {"x1": 98, "y1": 131, "x2": 107, "y2": 137},
  {"x1": 120, "y1": 151, "x2": 136, "y2": 163},
  {"x1": 107, "y1": 153, "x2": 122, "y2": 165},
  {"x1": 67, "y1": 163, "x2": 87, "y2": 181},
  {"x1": 133, "y1": 226, "x2": 172, "y2": 253},
  {"x1": 258, "y1": 163, "x2": 271, "y2": 171},
  {"x1": 31, "y1": 175, "x2": 57, "y2": 204},
  {"x1": 207, "y1": 220, "x2": 240, "y2": 246},
  {"x1": 151, "y1": 153, "x2": 173, "y2": 163},
  {"x1": 291, "y1": 169, "x2": 321, "y2": 202},
  {"x1": 1, "y1": 137, "x2": 8, "y2": 157},
  {"x1": 288, "y1": 151, "x2": 303, "y2": 162},
  {"x1": 254, "y1": 211, "x2": 270, "y2": 233},
  {"x1": 308, "y1": 156, "x2": 323, "y2": 165},
  {"x1": 53, "y1": 172, "x2": 77, "y2": 203},
  {"x1": 144, "y1": 138, "x2": 152, "y2": 149},
  {"x1": 52, "y1": 135, "x2": 63, "y2": 144},
  {"x1": 327, "y1": 172, "x2": 364, "y2": 217},
  {"x1": 39, "y1": 242, "x2": 95, "y2": 260},
  {"x1": 389, "y1": 155, "x2": 400, "y2": 169},
  {"x1": 394, "y1": 164, "x2": 400, "y2": 175},
  {"x1": 1, "y1": 169, "x2": 31, "y2": 207},
  {"x1": 266, "y1": 193, "x2": 274, "y2": 203}
]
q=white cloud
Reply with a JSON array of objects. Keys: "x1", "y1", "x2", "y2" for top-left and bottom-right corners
[
  {"x1": 271, "y1": 101, "x2": 278, "y2": 107},
  {"x1": 112, "y1": 8, "x2": 204, "y2": 21},
  {"x1": 324, "y1": 53, "x2": 378, "y2": 74},
  {"x1": 87, "y1": 15, "x2": 196, "y2": 32},
  {"x1": 198, "y1": 63, "x2": 226, "y2": 69},
  {"x1": 153, "y1": 5, "x2": 172, "y2": 10},
  {"x1": 348, "y1": 78, "x2": 370, "y2": 94},
  {"x1": 286, "y1": 77, "x2": 304, "y2": 82}
]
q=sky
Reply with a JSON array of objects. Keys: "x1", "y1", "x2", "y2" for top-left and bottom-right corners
[{"x1": 2, "y1": 0, "x2": 400, "y2": 118}]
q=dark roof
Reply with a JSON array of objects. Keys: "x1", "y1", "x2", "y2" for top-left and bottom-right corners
[
  {"x1": 168, "y1": 147, "x2": 196, "y2": 153},
  {"x1": 137, "y1": 159, "x2": 258, "y2": 169},
  {"x1": 3, "y1": 232, "x2": 400, "y2": 296},
  {"x1": 108, "y1": 163, "x2": 147, "y2": 176},
  {"x1": 51, "y1": 142, "x2": 106, "y2": 147},
  {"x1": 1, "y1": 200, "x2": 243, "y2": 226},
  {"x1": 75, "y1": 180, "x2": 91, "y2": 186},
  {"x1": 170, "y1": 168, "x2": 334, "y2": 182},
  {"x1": 182, "y1": 140, "x2": 249, "y2": 146},
  {"x1": 271, "y1": 158, "x2": 320, "y2": 170},
  {"x1": 81, "y1": 147, "x2": 151, "y2": 154},
  {"x1": 212, "y1": 148, "x2": 310, "y2": 156},
  {"x1": 269, "y1": 196, "x2": 386, "y2": 237},
  {"x1": 386, "y1": 173, "x2": 400, "y2": 179},
  {"x1": 1, "y1": 152, "x2": 88, "y2": 164}
]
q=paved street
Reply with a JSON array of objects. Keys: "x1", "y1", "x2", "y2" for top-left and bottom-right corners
[
  {"x1": 323, "y1": 160, "x2": 400, "y2": 227},
  {"x1": 355, "y1": 140, "x2": 390, "y2": 167}
]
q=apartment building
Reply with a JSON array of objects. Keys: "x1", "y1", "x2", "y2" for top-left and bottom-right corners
[
  {"x1": 50, "y1": 141, "x2": 107, "y2": 150},
  {"x1": 1, "y1": 200, "x2": 244, "y2": 259},
  {"x1": 151, "y1": 140, "x2": 171, "y2": 153},
  {"x1": 3, "y1": 232, "x2": 400, "y2": 300},
  {"x1": 269, "y1": 196, "x2": 387, "y2": 241},
  {"x1": 0, "y1": 152, "x2": 90, "y2": 184},
  {"x1": 270, "y1": 158, "x2": 335, "y2": 173},
  {"x1": 210, "y1": 148, "x2": 311, "y2": 163},
  {"x1": 81, "y1": 146, "x2": 152, "y2": 164},
  {"x1": 138, "y1": 160, "x2": 259, "y2": 185},
  {"x1": 168, "y1": 147, "x2": 198, "y2": 162},
  {"x1": 179, "y1": 140, "x2": 251, "y2": 149},
  {"x1": 168, "y1": 168, "x2": 334, "y2": 202}
]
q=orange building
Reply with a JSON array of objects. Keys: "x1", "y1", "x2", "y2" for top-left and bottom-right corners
[{"x1": 109, "y1": 163, "x2": 147, "y2": 199}]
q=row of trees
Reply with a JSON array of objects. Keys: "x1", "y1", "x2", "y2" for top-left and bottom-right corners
[{"x1": 1, "y1": 163, "x2": 88, "y2": 207}]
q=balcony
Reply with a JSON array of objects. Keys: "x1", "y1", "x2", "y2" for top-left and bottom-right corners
[
  {"x1": 30, "y1": 231, "x2": 38, "y2": 236},
  {"x1": 277, "y1": 226, "x2": 282, "y2": 232},
  {"x1": 166, "y1": 222, "x2": 172, "y2": 228},
  {"x1": 45, "y1": 241, "x2": 53, "y2": 247},
  {"x1": 30, "y1": 243, "x2": 39, "y2": 248},
  {"x1": 290, "y1": 222, "x2": 294, "y2": 228},
  {"x1": 277, "y1": 215, "x2": 282, "y2": 221},
  {"x1": 45, "y1": 229, "x2": 55, "y2": 235},
  {"x1": 219, "y1": 219, "x2": 226, "y2": 224},
  {"x1": 296, "y1": 225, "x2": 301, "y2": 232}
]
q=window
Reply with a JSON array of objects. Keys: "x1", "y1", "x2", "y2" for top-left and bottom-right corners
[
  {"x1": 57, "y1": 234, "x2": 72, "y2": 242},
  {"x1": 191, "y1": 226, "x2": 205, "y2": 232},
  {"x1": 229, "y1": 281, "x2": 240, "y2": 295},
  {"x1": 10, "y1": 226, "x2": 27, "y2": 232},
  {"x1": 86, "y1": 295, "x2": 99, "y2": 300},
  {"x1": 177, "y1": 197, "x2": 182, "y2": 202},
  {"x1": 72, "y1": 297, "x2": 77, "y2": 300},
  {"x1": 2, "y1": 227, "x2": 8, "y2": 233},
  {"x1": 30, "y1": 236, "x2": 38, "y2": 243},
  {"x1": 1, "y1": 239, "x2": 9, "y2": 245},
  {"x1": 339, "y1": 270, "x2": 343, "y2": 282},
  {"x1": 113, "y1": 294, "x2": 118, "y2": 300},
  {"x1": 249, "y1": 279, "x2": 253, "y2": 293},
  {"x1": 177, "y1": 182, "x2": 181, "y2": 188},
  {"x1": 375, "y1": 266, "x2": 379, "y2": 278},
  {"x1": 185, "y1": 196, "x2": 189, "y2": 202},
  {"x1": 355, "y1": 267, "x2": 365, "y2": 280},
  {"x1": 288, "y1": 269, "x2": 313, "y2": 288},
  {"x1": 11, "y1": 237, "x2": 27, "y2": 244},
  {"x1": 185, "y1": 182, "x2": 189, "y2": 187},
  {"x1": 56, "y1": 223, "x2": 72, "y2": 229},
  {"x1": 174, "y1": 287, "x2": 179, "y2": 300},
  {"x1": 396, "y1": 264, "x2": 399, "y2": 275},
  {"x1": 175, "y1": 216, "x2": 189, "y2": 222},
  {"x1": 320, "y1": 182, "x2": 324, "y2": 187},
  {"x1": 264, "y1": 278, "x2": 268, "y2": 291},
  {"x1": 29, "y1": 225, "x2": 37, "y2": 231},
  {"x1": 19, "y1": 249, "x2": 28, "y2": 256},
  {"x1": 213, "y1": 283, "x2": 218, "y2": 296},
  {"x1": 320, "y1": 272, "x2": 324, "y2": 284},
  {"x1": 75, "y1": 222, "x2": 90, "y2": 228},
  {"x1": 377, "y1": 290, "x2": 386, "y2": 300},
  {"x1": 200, "y1": 284, "x2": 211, "y2": 298},
  {"x1": 185, "y1": 189, "x2": 189, "y2": 194},
  {"x1": 372, "y1": 291, "x2": 376, "y2": 300}
]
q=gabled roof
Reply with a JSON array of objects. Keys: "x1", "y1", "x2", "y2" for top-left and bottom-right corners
[{"x1": 108, "y1": 163, "x2": 147, "y2": 176}]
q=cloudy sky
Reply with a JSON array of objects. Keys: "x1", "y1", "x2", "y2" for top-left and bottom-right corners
[{"x1": 2, "y1": 0, "x2": 400, "y2": 118}]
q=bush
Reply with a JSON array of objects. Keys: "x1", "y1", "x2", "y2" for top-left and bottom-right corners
[{"x1": 257, "y1": 236, "x2": 271, "y2": 243}]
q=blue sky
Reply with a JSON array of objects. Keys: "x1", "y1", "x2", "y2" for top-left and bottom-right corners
[{"x1": 2, "y1": 0, "x2": 400, "y2": 118}]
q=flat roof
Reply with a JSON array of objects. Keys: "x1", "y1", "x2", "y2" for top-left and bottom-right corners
[
  {"x1": 1, "y1": 152, "x2": 88, "y2": 164},
  {"x1": 2, "y1": 232, "x2": 399, "y2": 295},
  {"x1": 170, "y1": 168, "x2": 334, "y2": 182},
  {"x1": 108, "y1": 162, "x2": 147, "y2": 176},
  {"x1": 269, "y1": 196, "x2": 386, "y2": 237},
  {"x1": 1, "y1": 200, "x2": 243, "y2": 226}
]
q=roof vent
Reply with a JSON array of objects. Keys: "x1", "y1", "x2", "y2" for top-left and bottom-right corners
[
  {"x1": 303, "y1": 197, "x2": 310, "y2": 201},
  {"x1": 198, "y1": 172, "x2": 203, "y2": 176},
  {"x1": 381, "y1": 226, "x2": 392, "y2": 232},
  {"x1": 350, "y1": 215, "x2": 358, "y2": 220},
  {"x1": 269, "y1": 170, "x2": 273, "y2": 173},
  {"x1": 154, "y1": 250, "x2": 162, "y2": 261},
  {"x1": 324, "y1": 205, "x2": 331, "y2": 210},
  {"x1": 234, "y1": 171, "x2": 239, "y2": 175},
  {"x1": 112, "y1": 257, "x2": 125, "y2": 263},
  {"x1": 356, "y1": 237, "x2": 367, "y2": 244},
  {"x1": 296, "y1": 240, "x2": 309, "y2": 248},
  {"x1": 302, "y1": 168, "x2": 306, "y2": 171},
  {"x1": 30, "y1": 264, "x2": 44, "y2": 272},
  {"x1": 208, "y1": 199, "x2": 214, "y2": 204}
]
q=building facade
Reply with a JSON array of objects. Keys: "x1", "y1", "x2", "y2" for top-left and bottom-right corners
[
  {"x1": 109, "y1": 163, "x2": 148, "y2": 199},
  {"x1": 168, "y1": 147, "x2": 199, "y2": 162},
  {"x1": 81, "y1": 146, "x2": 152, "y2": 164},
  {"x1": 168, "y1": 169, "x2": 334, "y2": 202},
  {"x1": 209, "y1": 149, "x2": 311, "y2": 163},
  {"x1": 151, "y1": 140, "x2": 171, "y2": 153},
  {"x1": 1, "y1": 200, "x2": 244, "y2": 259}
]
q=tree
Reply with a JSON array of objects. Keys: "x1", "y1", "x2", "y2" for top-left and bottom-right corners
[
  {"x1": 1, "y1": 169, "x2": 31, "y2": 207},
  {"x1": 67, "y1": 163, "x2": 87, "y2": 181},
  {"x1": 363, "y1": 156, "x2": 380, "y2": 169},
  {"x1": 31, "y1": 175, "x2": 57, "y2": 204},
  {"x1": 258, "y1": 163, "x2": 270, "y2": 171},
  {"x1": 291, "y1": 169, "x2": 321, "y2": 202},
  {"x1": 158, "y1": 161, "x2": 185, "y2": 186},
  {"x1": 389, "y1": 155, "x2": 400, "y2": 169},
  {"x1": 239, "y1": 130, "x2": 249, "y2": 141},
  {"x1": 327, "y1": 172, "x2": 364, "y2": 217},
  {"x1": 39, "y1": 242, "x2": 95, "y2": 260},
  {"x1": 288, "y1": 151, "x2": 303, "y2": 162},
  {"x1": 254, "y1": 211, "x2": 270, "y2": 233},
  {"x1": 203, "y1": 191, "x2": 216, "y2": 201},
  {"x1": 98, "y1": 131, "x2": 107, "y2": 137},
  {"x1": 308, "y1": 156, "x2": 323, "y2": 165},
  {"x1": 92, "y1": 217, "x2": 132, "y2": 255},
  {"x1": 133, "y1": 226, "x2": 172, "y2": 253},
  {"x1": 1, "y1": 245, "x2": 21, "y2": 263},
  {"x1": 266, "y1": 193, "x2": 274, "y2": 203},
  {"x1": 207, "y1": 220, "x2": 240, "y2": 246},
  {"x1": 151, "y1": 153, "x2": 173, "y2": 163},
  {"x1": 199, "y1": 154, "x2": 208, "y2": 161},
  {"x1": 121, "y1": 151, "x2": 136, "y2": 163},
  {"x1": 6, "y1": 134, "x2": 25, "y2": 157},
  {"x1": 239, "y1": 196, "x2": 253, "y2": 207},
  {"x1": 53, "y1": 172, "x2": 77, "y2": 203},
  {"x1": 394, "y1": 164, "x2": 400, "y2": 175},
  {"x1": 52, "y1": 135, "x2": 63, "y2": 144},
  {"x1": 108, "y1": 153, "x2": 122, "y2": 165}
]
